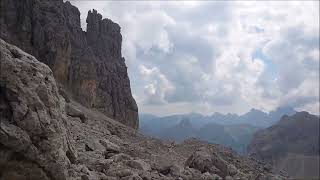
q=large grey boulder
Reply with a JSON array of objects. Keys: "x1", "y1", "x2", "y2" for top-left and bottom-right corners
[
  {"x1": 0, "y1": 38, "x2": 72, "y2": 180},
  {"x1": 126, "y1": 159, "x2": 151, "y2": 171},
  {"x1": 66, "y1": 103, "x2": 87, "y2": 123},
  {"x1": 185, "y1": 147, "x2": 230, "y2": 178}
]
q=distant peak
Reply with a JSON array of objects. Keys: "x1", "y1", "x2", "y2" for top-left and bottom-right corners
[
  {"x1": 295, "y1": 111, "x2": 311, "y2": 116},
  {"x1": 249, "y1": 108, "x2": 260, "y2": 112},
  {"x1": 245, "y1": 108, "x2": 266, "y2": 115}
]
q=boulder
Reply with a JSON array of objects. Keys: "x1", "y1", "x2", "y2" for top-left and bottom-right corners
[
  {"x1": 111, "y1": 153, "x2": 132, "y2": 163},
  {"x1": 100, "y1": 139, "x2": 121, "y2": 153},
  {"x1": 127, "y1": 159, "x2": 151, "y2": 171},
  {"x1": 185, "y1": 147, "x2": 229, "y2": 178},
  {"x1": 0, "y1": 38, "x2": 71, "y2": 180},
  {"x1": 66, "y1": 103, "x2": 87, "y2": 123}
]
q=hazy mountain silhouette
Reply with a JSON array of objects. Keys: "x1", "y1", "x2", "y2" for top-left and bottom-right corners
[
  {"x1": 139, "y1": 106, "x2": 296, "y2": 153},
  {"x1": 248, "y1": 112, "x2": 320, "y2": 179}
]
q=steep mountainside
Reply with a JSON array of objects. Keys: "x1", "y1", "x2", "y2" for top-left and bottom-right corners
[
  {"x1": 248, "y1": 112, "x2": 320, "y2": 179},
  {"x1": 0, "y1": 38, "x2": 286, "y2": 180},
  {"x1": 197, "y1": 123, "x2": 237, "y2": 151},
  {"x1": 238, "y1": 109, "x2": 269, "y2": 127},
  {"x1": 160, "y1": 118, "x2": 198, "y2": 142},
  {"x1": 224, "y1": 124, "x2": 259, "y2": 153},
  {"x1": 0, "y1": 0, "x2": 138, "y2": 128}
]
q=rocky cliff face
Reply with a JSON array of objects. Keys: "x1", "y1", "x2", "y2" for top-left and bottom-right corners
[
  {"x1": 0, "y1": 38, "x2": 286, "y2": 180},
  {"x1": 0, "y1": 38, "x2": 72, "y2": 180},
  {"x1": 0, "y1": 0, "x2": 138, "y2": 129},
  {"x1": 248, "y1": 112, "x2": 320, "y2": 179}
]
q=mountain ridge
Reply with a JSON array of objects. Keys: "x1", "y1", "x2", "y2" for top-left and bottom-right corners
[
  {"x1": 140, "y1": 106, "x2": 296, "y2": 128},
  {"x1": 139, "y1": 107, "x2": 296, "y2": 154}
]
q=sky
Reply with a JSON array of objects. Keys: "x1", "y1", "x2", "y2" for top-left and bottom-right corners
[{"x1": 69, "y1": 1, "x2": 319, "y2": 116}]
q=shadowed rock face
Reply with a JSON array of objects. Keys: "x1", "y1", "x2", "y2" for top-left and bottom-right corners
[{"x1": 0, "y1": 0, "x2": 138, "y2": 129}]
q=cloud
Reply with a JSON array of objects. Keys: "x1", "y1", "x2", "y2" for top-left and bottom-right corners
[
  {"x1": 260, "y1": 23, "x2": 319, "y2": 113},
  {"x1": 263, "y1": 25, "x2": 319, "y2": 93},
  {"x1": 69, "y1": 1, "x2": 319, "y2": 115},
  {"x1": 138, "y1": 65, "x2": 174, "y2": 105}
]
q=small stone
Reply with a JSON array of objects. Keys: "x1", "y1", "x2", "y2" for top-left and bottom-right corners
[
  {"x1": 225, "y1": 176, "x2": 234, "y2": 180},
  {"x1": 116, "y1": 169, "x2": 134, "y2": 178},
  {"x1": 185, "y1": 147, "x2": 229, "y2": 177},
  {"x1": 100, "y1": 139, "x2": 120, "y2": 153},
  {"x1": 81, "y1": 175, "x2": 90, "y2": 180},
  {"x1": 66, "y1": 103, "x2": 87, "y2": 123},
  {"x1": 228, "y1": 164, "x2": 238, "y2": 176},
  {"x1": 111, "y1": 153, "x2": 131, "y2": 162},
  {"x1": 127, "y1": 159, "x2": 151, "y2": 171}
]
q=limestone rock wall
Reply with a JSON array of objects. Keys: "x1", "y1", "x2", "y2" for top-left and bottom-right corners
[{"x1": 0, "y1": 0, "x2": 138, "y2": 129}]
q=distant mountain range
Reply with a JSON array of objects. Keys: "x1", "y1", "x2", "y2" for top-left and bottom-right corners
[
  {"x1": 139, "y1": 106, "x2": 296, "y2": 154},
  {"x1": 248, "y1": 112, "x2": 320, "y2": 179}
]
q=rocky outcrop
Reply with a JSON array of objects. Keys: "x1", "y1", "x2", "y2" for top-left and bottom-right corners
[
  {"x1": 65, "y1": 103, "x2": 87, "y2": 123},
  {"x1": 0, "y1": 38, "x2": 286, "y2": 180},
  {"x1": 185, "y1": 147, "x2": 233, "y2": 178},
  {"x1": 0, "y1": 0, "x2": 138, "y2": 129},
  {"x1": 0, "y1": 38, "x2": 72, "y2": 180},
  {"x1": 248, "y1": 112, "x2": 320, "y2": 179}
]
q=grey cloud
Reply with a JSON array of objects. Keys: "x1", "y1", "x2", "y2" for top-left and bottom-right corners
[
  {"x1": 166, "y1": 25, "x2": 215, "y2": 72},
  {"x1": 280, "y1": 96, "x2": 319, "y2": 109},
  {"x1": 263, "y1": 25, "x2": 319, "y2": 94},
  {"x1": 163, "y1": 1, "x2": 233, "y2": 26},
  {"x1": 133, "y1": 24, "x2": 217, "y2": 104}
]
